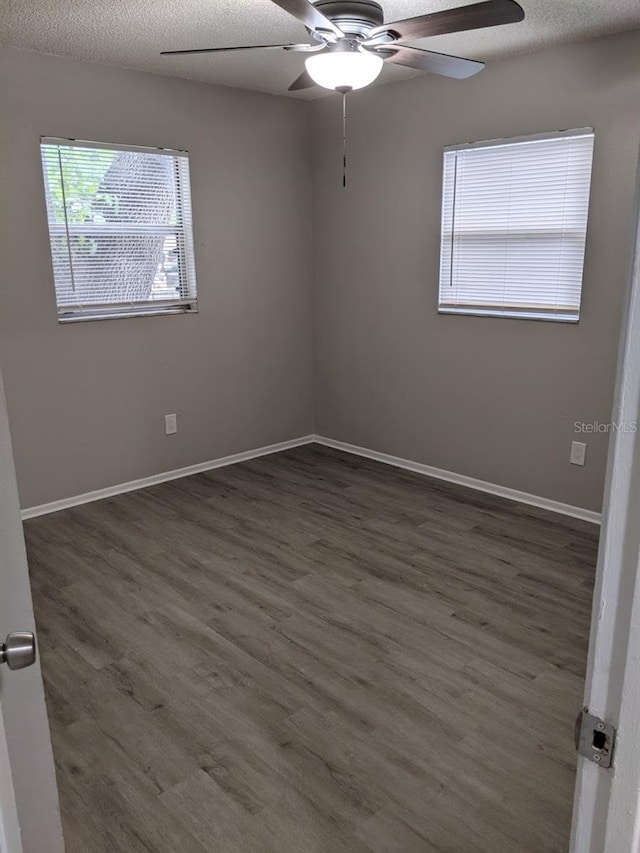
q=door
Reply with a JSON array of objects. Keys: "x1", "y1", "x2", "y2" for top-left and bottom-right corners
[
  {"x1": 0, "y1": 365, "x2": 64, "y2": 853},
  {"x1": 570, "y1": 149, "x2": 640, "y2": 851}
]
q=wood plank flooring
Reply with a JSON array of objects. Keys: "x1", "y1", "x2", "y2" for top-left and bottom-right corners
[{"x1": 24, "y1": 444, "x2": 599, "y2": 853}]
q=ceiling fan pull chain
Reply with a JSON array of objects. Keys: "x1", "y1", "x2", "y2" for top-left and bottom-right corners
[
  {"x1": 336, "y1": 85, "x2": 352, "y2": 188},
  {"x1": 342, "y1": 90, "x2": 347, "y2": 188}
]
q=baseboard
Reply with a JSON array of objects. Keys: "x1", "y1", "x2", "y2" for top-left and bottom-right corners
[
  {"x1": 21, "y1": 432, "x2": 601, "y2": 525},
  {"x1": 313, "y1": 435, "x2": 601, "y2": 525},
  {"x1": 20, "y1": 435, "x2": 316, "y2": 520}
]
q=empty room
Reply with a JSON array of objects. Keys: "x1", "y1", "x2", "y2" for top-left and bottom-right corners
[{"x1": 1, "y1": 1, "x2": 640, "y2": 852}]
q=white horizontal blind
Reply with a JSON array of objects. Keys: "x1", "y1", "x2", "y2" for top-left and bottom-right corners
[
  {"x1": 439, "y1": 129, "x2": 594, "y2": 322},
  {"x1": 40, "y1": 138, "x2": 197, "y2": 322}
]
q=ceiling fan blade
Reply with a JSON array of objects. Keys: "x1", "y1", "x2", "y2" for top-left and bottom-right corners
[
  {"x1": 368, "y1": 0, "x2": 524, "y2": 42},
  {"x1": 161, "y1": 43, "x2": 316, "y2": 56},
  {"x1": 368, "y1": 44, "x2": 484, "y2": 79},
  {"x1": 288, "y1": 69, "x2": 316, "y2": 91},
  {"x1": 269, "y1": 0, "x2": 344, "y2": 38}
]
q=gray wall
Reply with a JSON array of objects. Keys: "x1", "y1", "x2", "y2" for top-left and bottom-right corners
[
  {"x1": 312, "y1": 30, "x2": 640, "y2": 513},
  {"x1": 0, "y1": 48, "x2": 314, "y2": 508},
  {"x1": 3, "y1": 33, "x2": 640, "y2": 513}
]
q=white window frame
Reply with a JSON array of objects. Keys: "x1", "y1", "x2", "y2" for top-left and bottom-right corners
[
  {"x1": 40, "y1": 137, "x2": 198, "y2": 323},
  {"x1": 438, "y1": 128, "x2": 595, "y2": 323}
]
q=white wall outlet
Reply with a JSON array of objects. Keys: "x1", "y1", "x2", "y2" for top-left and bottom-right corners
[
  {"x1": 570, "y1": 440, "x2": 587, "y2": 466},
  {"x1": 164, "y1": 413, "x2": 177, "y2": 435}
]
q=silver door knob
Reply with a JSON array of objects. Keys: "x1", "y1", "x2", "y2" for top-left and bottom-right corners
[{"x1": 0, "y1": 632, "x2": 36, "y2": 670}]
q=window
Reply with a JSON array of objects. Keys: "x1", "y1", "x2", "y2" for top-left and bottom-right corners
[
  {"x1": 40, "y1": 138, "x2": 197, "y2": 322},
  {"x1": 438, "y1": 129, "x2": 594, "y2": 322}
]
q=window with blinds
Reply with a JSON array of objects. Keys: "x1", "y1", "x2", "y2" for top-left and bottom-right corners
[
  {"x1": 40, "y1": 138, "x2": 197, "y2": 322},
  {"x1": 438, "y1": 129, "x2": 594, "y2": 322}
]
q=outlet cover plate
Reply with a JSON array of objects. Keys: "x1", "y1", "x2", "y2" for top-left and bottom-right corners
[
  {"x1": 165, "y1": 413, "x2": 177, "y2": 435},
  {"x1": 570, "y1": 441, "x2": 587, "y2": 466}
]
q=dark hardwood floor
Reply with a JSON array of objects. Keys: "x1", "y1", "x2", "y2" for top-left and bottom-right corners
[{"x1": 24, "y1": 444, "x2": 599, "y2": 853}]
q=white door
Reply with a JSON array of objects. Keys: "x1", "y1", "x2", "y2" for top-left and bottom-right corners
[
  {"x1": 0, "y1": 365, "x2": 64, "y2": 853},
  {"x1": 570, "y1": 159, "x2": 640, "y2": 851}
]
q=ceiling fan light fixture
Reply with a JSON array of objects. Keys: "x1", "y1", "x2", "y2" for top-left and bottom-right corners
[{"x1": 305, "y1": 51, "x2": 383, "y2": 91}]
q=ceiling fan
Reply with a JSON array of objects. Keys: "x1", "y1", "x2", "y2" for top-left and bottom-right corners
[{"x1": 161, "y1": 0, "x2": 525, "y2": 93}]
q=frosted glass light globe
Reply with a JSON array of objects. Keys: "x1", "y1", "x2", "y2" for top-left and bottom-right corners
[{"x1": 305, "y1": 52, "x2": 384, "y2": 91}]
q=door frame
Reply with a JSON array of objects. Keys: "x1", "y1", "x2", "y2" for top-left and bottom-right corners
[{"x1": 570, "y1": 142, "x2": 640, "y2": 851}]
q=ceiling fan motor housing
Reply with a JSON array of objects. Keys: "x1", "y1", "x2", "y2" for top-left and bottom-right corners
[{"x1": 312, "y1": 0, "x2": 384, "y2": 38}]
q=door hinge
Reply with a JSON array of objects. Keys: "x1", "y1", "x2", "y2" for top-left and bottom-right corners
[{"x1": 575, "y1": 709, "x2": 616, "y2": 769}]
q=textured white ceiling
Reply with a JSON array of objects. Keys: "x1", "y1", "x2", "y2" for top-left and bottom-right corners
[{"x1": 3, "y1": 0, "x2": 640, "y2": 98}]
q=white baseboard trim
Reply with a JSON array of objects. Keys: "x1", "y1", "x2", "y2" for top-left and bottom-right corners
[
  {"x1": 20, "y1": 435, "x2": 316, "y2": 520},
  {"x1": 313, "y1": 435, "x2": 601, "y2": 525},
  {"x1": 21, "y1": 432, "x2": 601, "y2": 525}
]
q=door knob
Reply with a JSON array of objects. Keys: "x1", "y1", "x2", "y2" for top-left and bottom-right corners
[{"x1": 0, "y1": 632, "x2": 36, "y2": 670}]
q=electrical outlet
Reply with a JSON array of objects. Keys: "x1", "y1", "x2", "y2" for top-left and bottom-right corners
[
  {"x1": 165, "y1": 413, "x2": 177, "y2": 435},
  {"x1": 570, "y1": 441, "x2": 587, "y2": 466}
]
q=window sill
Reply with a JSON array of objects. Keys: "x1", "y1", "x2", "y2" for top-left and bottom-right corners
[
  {"x1": 57, "y1": 305, "x2": 198, "y2": 324},
  {"x1": 438, "y1": 307, "x2": 579, "y2": 323}
]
